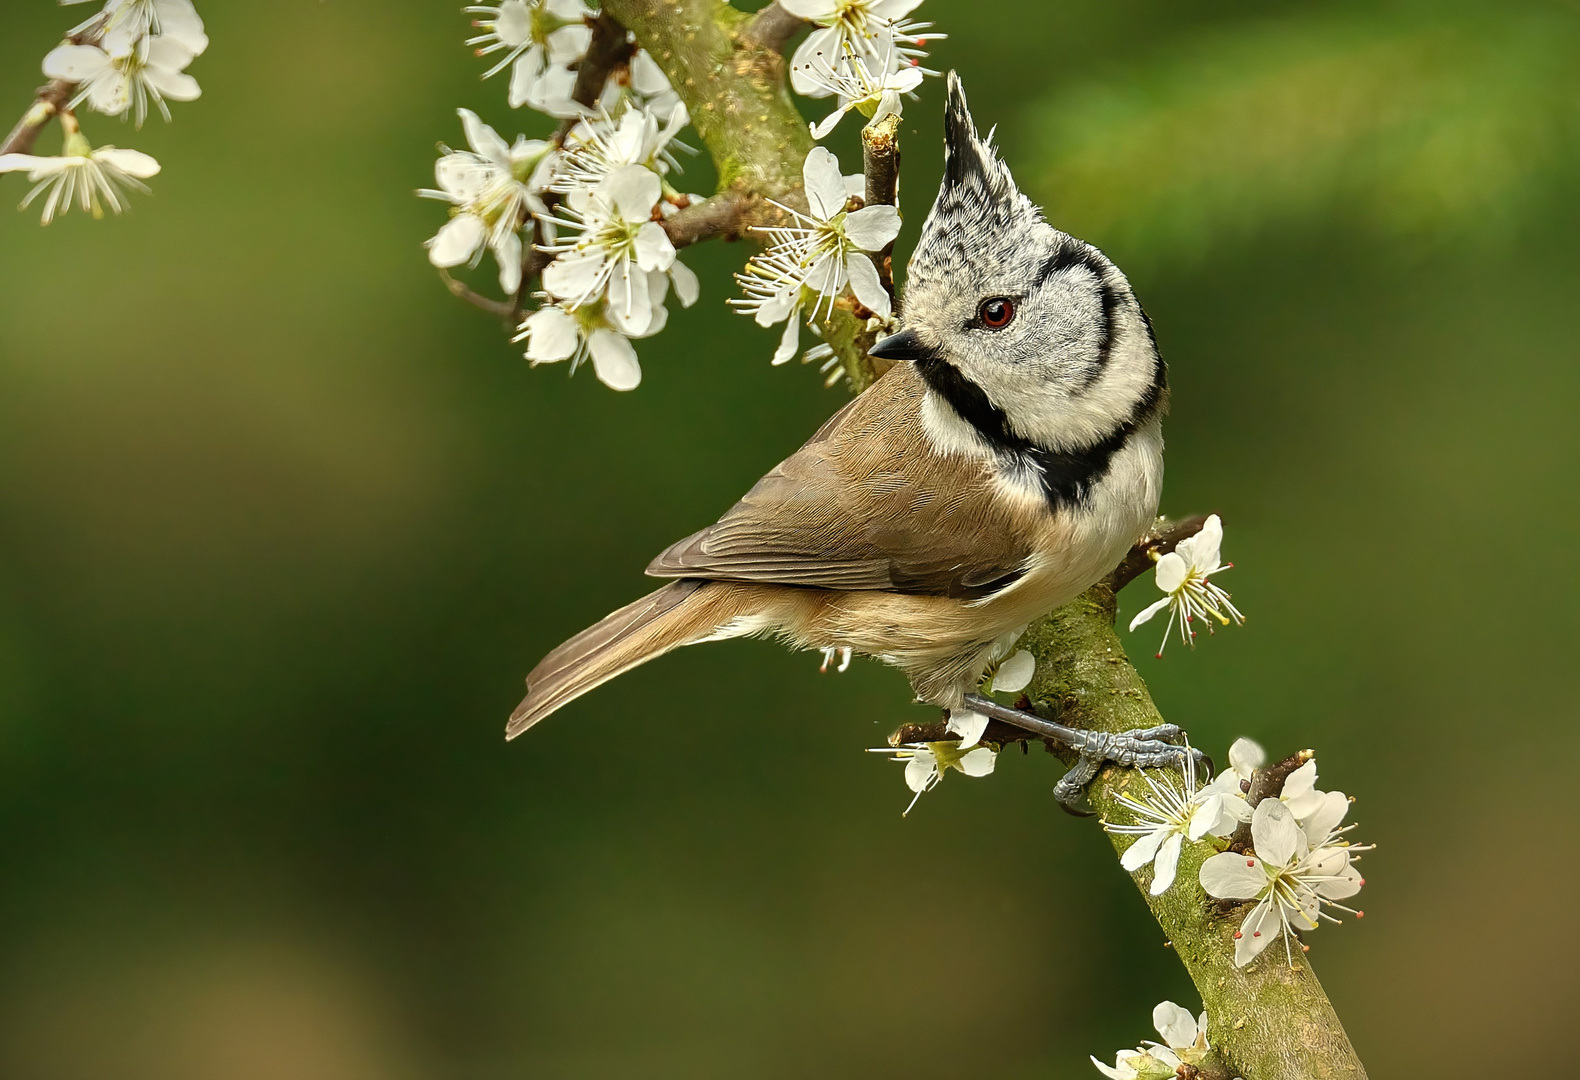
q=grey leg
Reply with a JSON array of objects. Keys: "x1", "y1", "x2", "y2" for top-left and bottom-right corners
[{"x1": 960, "y1": 693, "x2": 1207, "y2": 808}]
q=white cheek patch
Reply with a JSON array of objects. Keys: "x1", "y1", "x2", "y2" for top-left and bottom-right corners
[{"x1": 919, "y1": 391, "x2": 994, "y2": 459}]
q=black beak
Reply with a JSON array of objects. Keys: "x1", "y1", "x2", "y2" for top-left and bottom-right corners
[{"x1": 868, "y1": 328, "x2": 928, "y2": 362}]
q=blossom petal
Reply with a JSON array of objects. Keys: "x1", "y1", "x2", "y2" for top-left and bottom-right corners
[
  {"x1": 945, "y1": 709, "x2": 988, "y2": 749},
  {"x1": 1152, "y1": 1001, "x2": 1199, "y2": 1050},
  {"x1": 42, "y1": 44, "x2": 110, "y2": 82},
  {"x1": 1198, "y1": 851, "x2": 1265, "y2": 900},
  {"x1": 803, "y1": 146, "x2": 848, "y2": 221},
  {"x1": 459, "y1": 108, "x2": 511, "y2": 167},
  {"x1": 1150, "y1": 832, "x2": 1184, "y2": 895},
  {"x1": 1154, "y1": 551, "x2": 1188, "y2": 593},
  {"x1": 604, "y1": 164, "x2": 662, "y2": 223},
  {"x1": 903, "y1": 752, "x2": 936, "y2": 794},
  {"x1": 632, "y1": 220, "x2": 676, "y2": 272},
  {"x1": 845, "y1": 253, "x2": 891, "y2": 318},
  {"x1": 1251, "y1": 798, "x2": 1304, "y2": 867},
  {"x1": 771, "y1": 307, "x2": 801, "y2": 365},
  {"x1": 94, "y1": 148, "x2": 160, "y2": 178},
  {"x1": 809, "y1": 105, "x2": 851, "y2": 141},
  {"x1": 1128, "y1": 595, "x2": 1171, "y2": 631},
  {"x1": 779, "y1": 0, "x2": 838, "y2": 18},
  {"x1": 542, "y1": 251, "x2": 606, "y2": 304},
  {"x1": 493, "y1": 230, "x2": 523, "y2": 294},
  {"x1": 957, "y1": 746, "x2": 998, "y2": 777},
  {"x1": 843, "y1": 204, "x2": 902, "y2": 249},
  {"x1": 1298, "y1": 790, "x2": 1349, "y2": 843},
  {"x1": 1234, "y1": 899, "x2": 1282, "y2": 967},
  {"x1": 587, "y1": 328, "x2": 642, "y2": 390},
  {"x1": 522, "y1": 306, "x2": 579, "y2": 363},
  {"x1": 991, "y1": 650, "x2": 1036, "y2": 694},
  {"x1": 427, "y1": 214, "x2": 486, "y2": 267},
  {"x1": 668, "y1": 259, "x2": 699, "y2": 308},
  {"x1": 788, "y1": 26, "x2": 844, "y2": 96},
  {"x1": 1089, "y1": 1056, "x2": 1134, "y2": 1080},
  {"x1": 1228, "y1": 737, "x2": 1265, "y2": 776},
  {"x1": 1121, "y1": 827, "x2": 1167, "y2": 872}
]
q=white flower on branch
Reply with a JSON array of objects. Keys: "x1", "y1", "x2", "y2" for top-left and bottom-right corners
[
  {"x1": 465, "y1": 0, "x2": 592, "y2": 115},
  {"x1": 514, "y1": 300, "x2": 651, "y2": 391},
  {"x1": 1102, "y1": 744, "x2": 1224, "y2": 896},
  {"x1": 1091, "y1": 1001, "x2": 1213, "y2": 1080},
  {"x1": 987, "y1": 648, "x2": 1036, "y2": 694},
  {"x1": 1192, "y1": 736, "x2": 1262, "y2": 836},
  {"x1": 44, "y1": 35, "x2": 201, "y2": 128},
  {"x1": 540, "y1": 164, "x2": 690, "y2": 336},
  {"x1": 554, "y1": 104, "x2": 689, "y2": 195},
  {"x1": 1199, "y1": 798, "x2": 1369, "y2": 968},
  {"x1": 805, "y1": 47, "x2": 923, "y2": 139},
  {"x1": 781, "y1": 0, "x2": 942, "y2": 98},
  {"x1": 1128, "y1": 513, "x2": 1245, "y2": 657},
  {"x1": 731, "y1": 147, "x2": 900, "y2": 363},
  {"x1": 65, "y1": 0, "x2": 209, "y2": 59},
  {"x1": 867, "y1": 740, "x2": 997, "y2": 816},
  {"x1": 420, "y1": 108, "x2": 555, "y2": 295},
  {"x1": 0, "y1": 131, "x2": 159, "y2": 224}
]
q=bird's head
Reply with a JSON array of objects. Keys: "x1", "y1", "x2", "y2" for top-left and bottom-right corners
[{"x1": 871, "y1": 73, "x2": 1163, "y2": 452}]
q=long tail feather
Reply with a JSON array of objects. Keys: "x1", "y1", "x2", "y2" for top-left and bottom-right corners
[{"x1": 507, "y1": 579, "x2": 719, "y2": 739}]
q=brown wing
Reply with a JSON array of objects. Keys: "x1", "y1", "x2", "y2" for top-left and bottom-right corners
[{"x1": 646, "y1": 365, "x2": 1034, "y2": 599}]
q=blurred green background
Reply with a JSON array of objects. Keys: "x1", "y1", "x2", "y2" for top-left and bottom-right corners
[{"x1": 1, "y1": 0, "x2": 1576, "y2": 1076}]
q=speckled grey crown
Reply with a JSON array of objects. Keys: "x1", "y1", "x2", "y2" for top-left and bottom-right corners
[{"x1": 909, "y1": 73, "x2": 1045, "y2": 283}]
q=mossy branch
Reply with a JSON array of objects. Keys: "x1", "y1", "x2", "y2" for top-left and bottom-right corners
[
  {"x1": 601, "y1": 5, "x2": 1366, "y2": 1076},
  {"x1": 1016, "y1": 545, "x2": 1368, "y2": 1080}
]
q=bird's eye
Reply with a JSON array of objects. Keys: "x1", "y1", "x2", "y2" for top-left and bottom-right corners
[{"x1": 978, "y1": 297, "x2": 1015, "y2": 330}]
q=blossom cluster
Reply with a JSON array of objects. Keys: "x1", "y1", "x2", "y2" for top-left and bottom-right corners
[
  {"x1": 1091, "y1": 1001, "x2": 1216, "y2": 1080},
  {"x1": 1128, "y1": 514, "x2": 1246, "y2": 657},
  {"x1": 0, "y1": 0, "x2": 207, "y2": 224},
  {"x1": 428, "y1": 0, "x2": 946, "y2": 387},
  {"x1": 422, "y1": 0, "x2": 699, "y2": 390},
  {"x1": 733, "y1": 0, "x2": 945, "y2": 371},
  {"x1": 866, "y1": 645, "x2": 1035, "y2": 815},
  {"x1": 1103, "y1": 737, "x2": 1371, "y2": 969}
]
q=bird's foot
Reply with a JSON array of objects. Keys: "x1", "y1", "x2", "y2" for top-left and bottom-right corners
[{"x1": 959, "y1": 693, "x2": 1206, "y2": 808}]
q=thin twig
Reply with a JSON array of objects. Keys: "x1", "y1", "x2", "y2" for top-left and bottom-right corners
[
  {"x1": 1108, "y1": 514, "x2": 1211, "y2": 592},
  {"x1": 661, "y1": 191, "x2": 748, "y2": 247},
  {"x1": 572, "y1": 12, "x2": 637, "y2": 109},
  {"x1": 441, "y1": 269, "x2": 518, "y2": 323},
  {"x1": 0, "y1": 15, "x2": 107, "y2": 157},
  {"x1": 1227, "y1": 749, "x2": 1315, "y2": 854},
  {"x1": 738, "y1": 3, "x2": 805, "y2": 52},
  {"x1": 861, "y1": 112, "x2": 901, "y2": 296}
]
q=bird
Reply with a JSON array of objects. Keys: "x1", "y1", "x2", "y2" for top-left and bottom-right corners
[{"x1": 507, "y1": 73, "x2": 1194, "y2": 802}]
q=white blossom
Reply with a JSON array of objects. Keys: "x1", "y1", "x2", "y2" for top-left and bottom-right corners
[
  {"x1": 1091, "y1": 1001, "x2": 1212, "y2": 1080},
  {"x1": 555, "y1": 103, "x2": 689, "y2": 194},
  {"x1": 465, "y1": 0, "x2": 593, "y2": 115},
  {"x1": 1192, "y1": 736, "x2": 1263, "y2": 836},
  {"x1": 732, "y1": 147, "x2": 901, "y2": 363},
  {"x1": 867, "y1": 740, "x2": 997, "y2": 816},
  {"x1": 540, "y1": 164, "x2": 681, "y2": 335},
  {"x1": 0, "y1": 134, "x2": 159, "y2": 224},
  {"x1": 803, "y1": 46, "x2": 924, "y2": 139},
  {"x1": 1128, "y1": 514, "x2": 1245, "y2": 657},
  {"x1": 65, "y1": 0, "x2": 209, "y2": 59},
  {"x1": 420, "y1": 109, "x2": 554, "y2": 295},
  {"x1": 1199, "y1": 798, "x2": 1369, "y2": 968},
  {"x1": 988, "y1": 649, "x2": 1036, "y2": 695},
  {"x1": 44, "y1": 35, "x2": 200, "y2": 128},
  {"x1": 514, "y1": 300, "x2": 655, "y2": 391},
  {"x1": 781, "y1": 0, "x2": 942, "y2": 98},
  {"x1": 817, "y1": 646, "x2": 852, "y2": 673},
  {"x1": 1102, "y1": 745, "x2": 1224, "y2": 896}
]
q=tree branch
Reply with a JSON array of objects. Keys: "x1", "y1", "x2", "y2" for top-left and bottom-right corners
[
  {"x1": 738, "y1": 3, "x2": 805, "y2": 53},
  {"x1": 1006, "y1": 591, "x2": 1368, "y2": 1080},
  {"x1": 661, "y1": 190, "x2": 748, "y2": 247},
  {"x1": 0, "y1": 15, "x2": 107, "y2": 158},
  {"x1": 1108, "y1": 514, "x2": 1211, "y2": 592}
]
